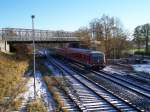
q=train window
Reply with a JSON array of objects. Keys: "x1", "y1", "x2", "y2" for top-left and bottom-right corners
[{"x1": 91, "y1": 53, "x2": 104, "y2": 62}]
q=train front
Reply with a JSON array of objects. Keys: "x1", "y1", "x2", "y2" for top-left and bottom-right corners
[{"x1": 90, "y1": 51, "x2": 105, "y2": 69}]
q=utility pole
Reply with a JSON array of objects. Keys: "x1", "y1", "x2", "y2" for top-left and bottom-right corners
[{"x1": 31, "y1": 15, "x2": 36, "y2": 100}]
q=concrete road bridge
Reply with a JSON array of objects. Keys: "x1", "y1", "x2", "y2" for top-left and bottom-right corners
[{"x1": 0, "y1": 28, "x2": 80, "y2": 52}]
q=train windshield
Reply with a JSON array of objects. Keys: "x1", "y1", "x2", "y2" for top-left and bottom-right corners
[{"x1": 91, "y1": 53, "x2": 104, "y2": 63}]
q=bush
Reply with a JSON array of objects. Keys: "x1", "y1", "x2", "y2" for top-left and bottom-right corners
[{"x1": 134, "y1": 51, "x2": 150, "y2": 56}]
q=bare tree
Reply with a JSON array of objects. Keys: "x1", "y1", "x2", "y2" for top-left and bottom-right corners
[
  {"x1": 75, "y1": 27, "x2": 91, "y2": 48},
  {"x1": 89, "y1": 14, "x2": 128, "y2": 58}
]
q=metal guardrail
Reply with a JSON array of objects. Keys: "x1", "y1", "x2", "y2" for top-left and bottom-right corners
[{"x1": 1, "y1": 28, "x2": 79, "y2": 42}]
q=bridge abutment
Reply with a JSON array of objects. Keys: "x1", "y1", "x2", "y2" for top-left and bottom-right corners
[{"x1": 0, "y1": 40, "x2": 10, "y2": 52}]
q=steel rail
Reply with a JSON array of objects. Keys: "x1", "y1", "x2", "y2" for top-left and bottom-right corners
[{"x1": 48, "y1": 56, "x2": 140, "y2": 112}]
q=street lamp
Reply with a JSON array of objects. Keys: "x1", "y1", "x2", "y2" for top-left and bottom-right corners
[{"x1": 31, "y1": 15, "x2": 36, "y2": 99}]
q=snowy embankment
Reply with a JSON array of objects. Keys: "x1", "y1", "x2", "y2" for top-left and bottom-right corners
[
  {"x1": 18, "y1": 71, "x2": 55, "y2": 112},
  {"x1": 104, "y1": 63, "x2": 150, "y2": 75},
  {"x1": 132, "y1": 64, "x2": 150, "y2": 74}
]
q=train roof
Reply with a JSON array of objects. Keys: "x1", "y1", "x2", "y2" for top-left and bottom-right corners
[{"x1": 67, "y1": 48, "x2": 104, "y2": 54}]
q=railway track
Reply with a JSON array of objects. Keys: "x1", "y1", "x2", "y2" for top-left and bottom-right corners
[
  {"x1": 117, "y1": 72, "x2": 150, "y2": 90},
  {"x1": 63, "y1": 58, "x2": 150, "y2": 98},
  {"x1": 53, "y1": 56, "x2": 150, "y2": 111},
  {"x1": 57, "y1": 57, "x2": 150, "y2": 99},
  {"x1": 47, "y1": 56, "x2": 140, "y2": 112},
  {"x1": 42, "y1": 62, "x2": 82, "y2": 112},
  {"x1": 46, "y1": 58, "x2": 119, "y2": 111},
  {"x1": 99, "y1": 70, "x2": 150, "y2": 92},
  {"x1": 112, "y1": 64, "x2": 150, "y2": 83},
  {"x1": 65, "y1": 75, "x2": 119, "y2": 111},
  {"x1": 129, "y1": 73, "x2": 150, "y2": 84},
  {"x1": 93, "y1": 70, "x2": 150, "y2": 99},
  {"x1": 54, "y1": 86, "x2": 81, "y2": 112},
  {"x1": 137, "y1": 73, "x2": 150, "y2": 80}
]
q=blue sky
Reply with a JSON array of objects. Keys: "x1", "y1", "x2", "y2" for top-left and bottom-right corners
[{"x1": 0, "y1": 0, "x2": 150, "y2": 32}]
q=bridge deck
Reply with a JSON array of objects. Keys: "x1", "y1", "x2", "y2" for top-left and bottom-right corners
[{"x1": 0, "y1": 28, "x2": 79, "y2": 42}]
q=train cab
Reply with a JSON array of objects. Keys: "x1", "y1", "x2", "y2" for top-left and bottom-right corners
[{"x1": 89, "y1": 51, "x2": 105, "y2": 69}]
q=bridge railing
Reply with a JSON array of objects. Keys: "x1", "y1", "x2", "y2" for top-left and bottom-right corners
[{"x1": 1, "y1": 28, "x2": 79, "y2": 41}]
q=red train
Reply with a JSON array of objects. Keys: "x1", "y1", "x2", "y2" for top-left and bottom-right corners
[{"x1": 55, "y1": 48, "x2": 105, "y2": 69}]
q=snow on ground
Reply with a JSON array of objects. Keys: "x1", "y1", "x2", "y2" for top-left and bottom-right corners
[
  {"x1": 132, "y1": 64, "x2": 150, "y2": 74},
  {"x1": 18, "y1": 71, "x2": 56, "y2": 112},
  {"x1": 104, "y1": 63, "x2": 150, "y2": 75},
  {"x1": 103, "y1": 66, "x2": 127, "y2": 75}
]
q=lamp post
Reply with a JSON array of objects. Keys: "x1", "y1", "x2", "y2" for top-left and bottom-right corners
[{"x1": 31, "y1": 15, "x2": 36, "y2": 99}]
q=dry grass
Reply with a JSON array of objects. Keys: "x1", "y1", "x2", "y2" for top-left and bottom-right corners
[
  {"x1": 27, "y1": 99, "x2": 47, "y2": 112},
  {"x1": 44, "y1": 76, "x2": 69, "y2": 112},
  {"x1": 0, "y1": 52, "x2": 30, "y2": 110},
  {"x1": 11, "y1": 98, "x2": 23, "y2": 110},
  {"x1": 38, "y1": 62, "x2": 70, "y2": 112}
]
